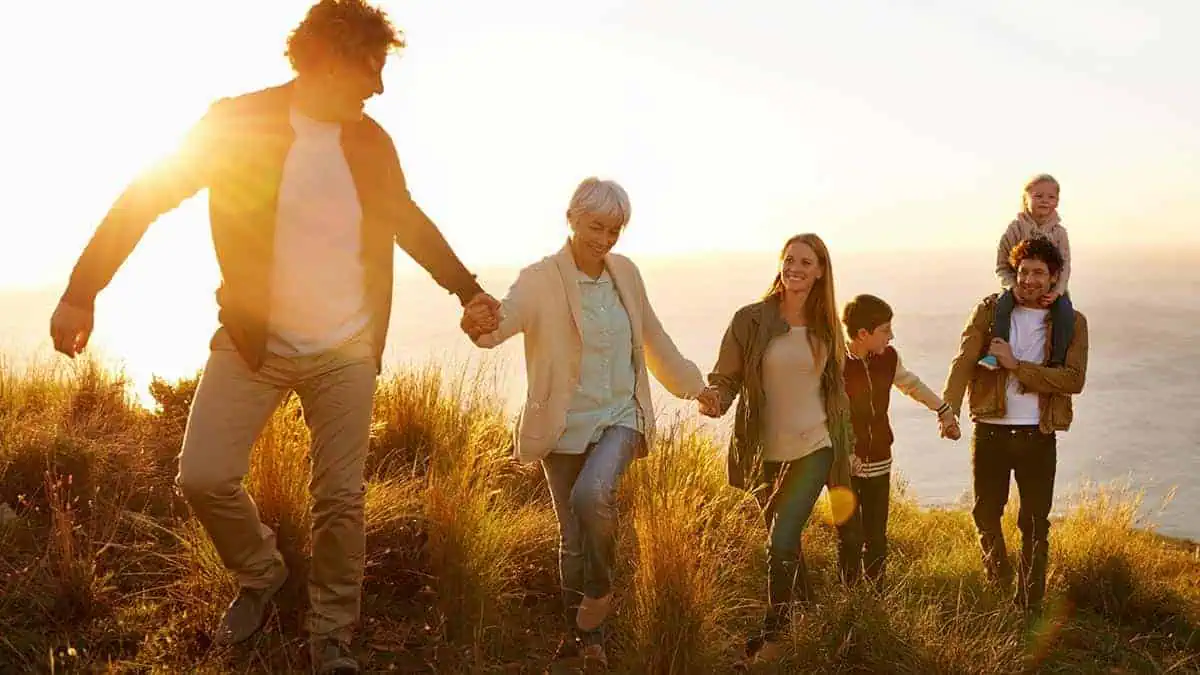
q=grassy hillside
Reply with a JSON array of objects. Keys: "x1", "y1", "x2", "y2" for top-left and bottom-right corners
[{"x1": 1, "y1": 357, "x2": 1197, "y2": 673}]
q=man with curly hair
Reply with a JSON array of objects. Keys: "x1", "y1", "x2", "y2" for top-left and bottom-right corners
[
  {"x1": 941, "y1": 237, "x2": 1089, "y2": 614},
  {"x1": 48, "y1": 2, "x2": 500, "y2": 671}
]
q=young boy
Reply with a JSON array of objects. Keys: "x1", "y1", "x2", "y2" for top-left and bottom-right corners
[
  {"x1": 839, "y1": 294, "x2": 959, "y2": 584},
  {"x1": 980, "y1": 173, "x2": 1074, "y2": 369}
]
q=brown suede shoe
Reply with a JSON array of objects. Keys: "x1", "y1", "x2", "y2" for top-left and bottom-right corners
[{"x1": 214, "y1": 562, "x2": 288, "y2": 646}]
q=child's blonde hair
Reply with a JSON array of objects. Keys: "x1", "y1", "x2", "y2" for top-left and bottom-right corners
[{"x1": 1021, "y1": 173, "x2": 1060, "y2": 212}]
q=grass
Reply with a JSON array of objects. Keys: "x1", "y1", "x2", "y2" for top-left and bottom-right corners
[{"x1": 1, "y1": 356, "x2": 1198, "y2": 673}]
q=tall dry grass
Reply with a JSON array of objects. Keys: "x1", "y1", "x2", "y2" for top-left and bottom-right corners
[{"x1": 1, "y1": 355, "x2": 1198, "y2": 673}]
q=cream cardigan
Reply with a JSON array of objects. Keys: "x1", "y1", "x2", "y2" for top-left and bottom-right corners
[{"x1": 474, "y1": 244, "x2": 706, "y2": 463}]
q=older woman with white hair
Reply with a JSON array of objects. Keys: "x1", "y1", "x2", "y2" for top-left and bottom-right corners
[{"x1": 461, "y1": 177, "x2": 708, "y2": 667}]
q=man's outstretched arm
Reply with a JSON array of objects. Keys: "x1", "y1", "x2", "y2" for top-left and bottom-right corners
[
  {"x1": 52, "y1": 100, "x2": 228, "y2": 357},
  {"x1": 60, "y1": 100, "x2": 228, "y2": 310}
]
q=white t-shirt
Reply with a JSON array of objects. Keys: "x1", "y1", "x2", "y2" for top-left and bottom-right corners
[
  {"x1": 762, "y1": 327, "x2": 831, "y2": 462},
  {"x1": 982, "y1": 306, "x2": 1048, "y2": 425},
  {"x1": 267, "y1": 108, "x2": 371, "y2": 355}
]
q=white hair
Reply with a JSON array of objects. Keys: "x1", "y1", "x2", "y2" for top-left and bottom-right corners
[{"x1": 566, "y1": 177, "x2": 631, "y2": 229}]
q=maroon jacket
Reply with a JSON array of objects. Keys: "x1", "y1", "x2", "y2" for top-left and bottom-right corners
[
  {"x1": 61, "y1": 81, "x2": 483, "y2": 372},
  {"x1": 843, "y1": 347, "x2": 899, "y2": 464}
]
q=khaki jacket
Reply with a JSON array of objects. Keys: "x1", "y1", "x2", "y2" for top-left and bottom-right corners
[
  {"x1": 474, "y1": 245, "x2": 706, "y2": 463},
  {"x1": 942, "y1": 294, "x2": 1088, "y2": 432}
]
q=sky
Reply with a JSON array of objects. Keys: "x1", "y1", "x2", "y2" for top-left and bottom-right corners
[{"x1": 2, "y1": 0, "x2": 1199, "y2": 296}]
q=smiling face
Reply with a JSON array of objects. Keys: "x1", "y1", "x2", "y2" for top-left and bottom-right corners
[
  {"x1": 568, "y1": 213, "x2": 624, "y2": 269},
  {"x1": 778, "y1": 241, "x2": 824, "y2": 295},
  {"x1": 1014, "y1": 257, "x2": 1058, "y2": 307},
  {"x1": 1024, "y1": 180, "x2": 1060, "y2": 223},
  {"x1": 564, "y1": 178, "x2": 631, "y2": 272}
]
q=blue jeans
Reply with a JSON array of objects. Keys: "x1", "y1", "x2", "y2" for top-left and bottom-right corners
[
  {"x1": 759, "y1": 446, "x2": 833, "y2": 637},
  {"x1": 542, "y1": 425, "x2": 640, "y2": 641},
  {"x1": 993, "y1": 289, "x2": 1074, "y2": 366}
]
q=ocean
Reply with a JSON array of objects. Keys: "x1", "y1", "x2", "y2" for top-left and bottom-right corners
[{"x1": 3, "y1": 244, "x2": 1198, "y2": 539}]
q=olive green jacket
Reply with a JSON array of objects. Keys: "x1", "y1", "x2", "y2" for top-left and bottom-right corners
[{"x1": 708, "y1": 296, "x2": 854, "y2": 496}]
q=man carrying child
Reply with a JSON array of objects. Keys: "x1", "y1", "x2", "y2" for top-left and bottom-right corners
[{"x1": 942, "y1": 237, "x2": 1089, "y2": 611}]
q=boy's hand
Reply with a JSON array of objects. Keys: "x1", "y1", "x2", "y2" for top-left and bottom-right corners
[
  {"x1": 1039, "y1": 290, "x2": 1060, "y2": 307},
  {"x1": 937, "y1": 408, "x2": 962, "y2": 440},
  {"x1": 941, "y1": 418, "x2": 961, "y2": 440}
]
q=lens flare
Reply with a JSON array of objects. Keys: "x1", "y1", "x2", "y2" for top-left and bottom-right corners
[{"x1": 827, "y1": 485, "x2": 857, "y2": 525}]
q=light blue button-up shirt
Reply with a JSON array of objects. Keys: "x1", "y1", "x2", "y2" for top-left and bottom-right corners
[{"x1": 554, "y1": 266, "x2": 641, "y2": 455}]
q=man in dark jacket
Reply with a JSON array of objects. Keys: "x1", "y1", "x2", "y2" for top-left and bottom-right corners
[{"x1": 48, "y1": 2, "x2": 498, "y2": 672}]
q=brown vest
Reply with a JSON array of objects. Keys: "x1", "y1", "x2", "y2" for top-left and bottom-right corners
[{"x1": 843, "y1": 346, "x2": 898, "y2": 463}]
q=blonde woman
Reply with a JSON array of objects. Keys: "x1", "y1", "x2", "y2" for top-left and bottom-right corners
[
  {"x1": 461, "y1": 177, "x2": 707, "y2": 667},
  {"x1": 699, "y1": 233, "x2": 856, "y2": 666}
]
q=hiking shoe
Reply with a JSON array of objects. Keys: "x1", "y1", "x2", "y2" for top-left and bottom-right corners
[
  {"x1": 310, "y1": 636, "x2": 359, "y2": 675},
  {"x1": 576, "y1": 593, "x2": 613, "y2": 632},
  {"x1": 214, "y1": 562, "x2": 288, "y2": 646},
  {"x1": 733, "y1": 634, "x2": 784, "y2": 670},
  {"x1": 978, "y1": 354, "x2": 1000, "y2": 370}
]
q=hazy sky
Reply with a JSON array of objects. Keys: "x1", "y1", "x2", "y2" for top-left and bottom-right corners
[{"x1": 3, "y1": 0, "x2": 1199, "y2": 293}]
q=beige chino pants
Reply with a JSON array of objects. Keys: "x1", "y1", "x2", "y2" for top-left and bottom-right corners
[{"x1": 176, "y1": 328, "x2": 377, "y2": 640}]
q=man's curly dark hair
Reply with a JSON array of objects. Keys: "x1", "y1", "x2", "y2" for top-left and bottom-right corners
[
  {"x1": 285, "y1": 0, "x2": 406, "y2": 74},
  {"x1": 1009, "y1": 237, "x2": 1064, "y2": 277}
]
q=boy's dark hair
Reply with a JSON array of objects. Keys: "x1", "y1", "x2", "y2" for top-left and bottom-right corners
[
  {"x1": 286, "y1": 0, "x2": 405, "y2": 74},
  {"x1": 1009, "y1": 237, "x2": 1064, "y2": 277},
  {"x1": 842, "y1": 294, "x2": 894, "y2": 337}
]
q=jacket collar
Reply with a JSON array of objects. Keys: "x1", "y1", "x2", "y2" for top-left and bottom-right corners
[
  {"x1": 552, "y1": 242, "x2": 642, "y2": 342},
  {"x1": 257, "y1": 79, "x2": 379, "y2": 142}
]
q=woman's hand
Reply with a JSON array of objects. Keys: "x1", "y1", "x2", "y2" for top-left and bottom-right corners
[
  {"x1": 460, "y1": 293, "x2": 500, "y2": 339},
  {"x1": 696, "y1": 387, "x2": 721, "y2": 418}
]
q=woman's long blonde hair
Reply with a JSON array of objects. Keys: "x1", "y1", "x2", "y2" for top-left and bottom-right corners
[{"x1": 763, "y1": 233, "x2": 846, "y2": 369}]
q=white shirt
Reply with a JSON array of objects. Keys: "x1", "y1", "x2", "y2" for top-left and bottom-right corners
[
  {"x1": 982, "y1": 306, "x2": 1048, "y2": 425},
  {"x1": 267, "y1": 108, "x2": 370, "y2": 355},
  {"x1": 762, "y1": 327, "x2": 831, "y2": 462},
  {"x1": 554, "y1": 267, "x2": 640, "y2": 454}
]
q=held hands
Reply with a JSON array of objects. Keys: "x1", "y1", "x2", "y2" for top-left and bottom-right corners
[
  {"x1": 696, "y1": 386, "x2": 721, "y2": 418},
  {"x1": 460, "y1": 292, "x2": 501, "y2": 340},
  {"x1": 50, "y1": 300, "x2": 94, "y2": 358},
  {"x1": 938, "y1": 410, "x2": 962, "y2": 440},
  {"x1": 987, "y1": 338, "x2": 1019, "y2": 370}
]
